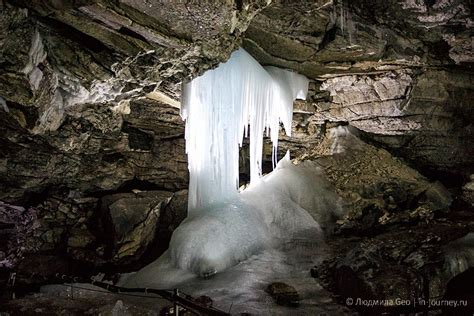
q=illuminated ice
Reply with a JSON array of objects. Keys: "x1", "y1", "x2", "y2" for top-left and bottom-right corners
[
  {"x1": 120, "y1": 49, "x2": 342, "y2": 287},
  {"x1": 122, "y1": 155, "x2": 342, "y2": 287},
  {"x1": 181, "y1": 48, "x2": 309, "y2": 213}
]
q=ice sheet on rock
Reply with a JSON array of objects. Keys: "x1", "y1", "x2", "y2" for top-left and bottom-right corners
[
  {"x1": 327, "y1": 125, "x2": 365, "y2": 154},
  {"x1": 181, "y1": 48, "x2": 309, "y2": 213},
  {"x1": 444, "y1": 232, "x2": 474, "y2": 277},
  {"x1": 122, "y1": 237, "x2": 350, "y2": 316},
  {"x1": 167, "y1": 155, "x2": 332, "y2": 277}
]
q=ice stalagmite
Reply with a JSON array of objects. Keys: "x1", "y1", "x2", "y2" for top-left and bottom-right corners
[{"x1": 181, "y1": 48, "x2": 309, "y2": 213}]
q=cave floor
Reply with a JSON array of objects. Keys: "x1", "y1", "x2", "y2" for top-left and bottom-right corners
[
  {"x1": 175, "y1": 238, "x2": 353, "y2": 315},
  {"x1": 2, "y1": 237, "x2": 353, "y2": 315}
]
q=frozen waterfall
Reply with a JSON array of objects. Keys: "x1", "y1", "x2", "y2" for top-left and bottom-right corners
[
  {"x1": 120, "y1": 48, "x2": 344, "y2": 287},
  {"x1": 181, "y1": 48, "x2": 309, "y2": 213}
]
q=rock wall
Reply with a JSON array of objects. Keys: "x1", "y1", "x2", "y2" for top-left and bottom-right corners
[
  {"x1": 301, "y1": 69, "x2": 474, "y2": 184},
  {"x1": 0, "y1": 98, "x2": 187, "y2": 204},
  {"x1": 303, "y1": 127, "x2": 473, "y2": 313}
]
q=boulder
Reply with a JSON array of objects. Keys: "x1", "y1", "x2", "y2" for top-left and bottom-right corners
[
  {"x1": 267, "y1": 282, "x2": 300, "y2": 307},
  {"x1": 99, "y1": 191, "x2": 173, "y2": 264}
]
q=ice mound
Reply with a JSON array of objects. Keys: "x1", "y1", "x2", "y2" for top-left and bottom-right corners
[{"x1": 122, "y1": 155, "x2": 342, "y2": 288}]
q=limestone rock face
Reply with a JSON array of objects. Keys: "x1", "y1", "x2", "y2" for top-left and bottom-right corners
[
  {"x1": 1, "y1": 0, "x2": 471, "y2": 201},
  {"x1": 0, "y1": 98, "x2": 187, "y2": 204},
  {"x1": 292, "y1": 69, "x2": 474, "y2": 183},
  {"x1": 244, "y1": 0, "x2": 472, "y2": 76},
  {"x1": 244, "y1": 0, "x2": 473, "y2": 183},
  {"x1": 316, "y1": 223, "x2": 471, "y2": 314},
  {"x1": 298, "y1": 127, "x2": 453, "y2": 234},
  {"x1": 99, "y1": 191, "x2": 173, "y2": 263},
  {"x1": 0, "y1": 189, "x2": 189, "y2": 284},
  {"x1": 0, "y1": 0, "x2": 269, "y2": 133}
]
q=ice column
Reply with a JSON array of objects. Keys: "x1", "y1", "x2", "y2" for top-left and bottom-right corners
[{"x1": 181, "y1": 48, "x2": 309, "y2": 213}]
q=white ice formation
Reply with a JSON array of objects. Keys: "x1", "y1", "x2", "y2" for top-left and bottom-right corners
[
  {"x1": 120, "y1": 48, "x2": 345, "y2": 286},
  {"x1": 122, "y1": 155, "x2": 343, "y2": 286},
  {"x1": 181, "y1": 48, "x2": 309, "y2": 213}
]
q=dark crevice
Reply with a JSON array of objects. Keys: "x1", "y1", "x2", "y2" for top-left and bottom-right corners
[
  {"x1": 117, "y1": 26, "x2": 149, "y2": 43},
  {"x1": 355, "y1": 127, "x2": 472, "y2": 188},
  {"x1": 235, "y1": 0, "x2": 243, "y2": 11},
  {"x1": 101, "y1": 152, "x2": 125, "y2": 164},
  {"x1": 5, "y1": 100, "x2": 40, "y2": 129},
  {"x1": 87, "y1": 178, "x2": 168, "y2": 199},
  {"x1": 19, "y1": 186, "x2": 55, "y2": 208},
  {"x1": 121, "y1": 122, "x2": 154, "y2": 151},
  {"x1": 425, "y1": 39, "x2": 453, "y2": 63},
  {"x1": 318, "y1": 26, "x2": 337, "y2": 51},
  {"x1": 423, "y1": 0, "x2": 436, "y2": 7},
  {"x1": 35, "y1": 15, "x2": 111, "y2": 54},
  {"x1": 117, "y1": 178, "x2": 163, "y2": 192},
  {"x1": 7, "y1": 0, "x2": 96, "y2": 13}
]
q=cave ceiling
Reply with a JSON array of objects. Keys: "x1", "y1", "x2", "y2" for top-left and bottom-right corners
[{"x1": 0, "y1": 0, "x2": 473, "y2": 203}]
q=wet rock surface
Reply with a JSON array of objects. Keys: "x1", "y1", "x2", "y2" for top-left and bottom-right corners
[
  {"x1": 267, "y1": 282, "x2": 300, "y2": 306},
  {"x1": 314, "y1": 220, "x2": 474, "y2": 315},
  {"x1": 0, "y1": 189, "x2": 188, "y2": 287},
  {"x1": 1, "y1": 284, "x2": 171, "y2": 316},
  {"x1": 244, "y1": 0, "x2": 473, "y2": 75}
]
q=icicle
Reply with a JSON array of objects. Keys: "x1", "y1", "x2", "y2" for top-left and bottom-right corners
[
  {"x1": 340, "y1": 0, "x2": 345, "y2": 35},
  {"x1": 181, "y1": 48, "x2": 309, "y2": 213}
]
